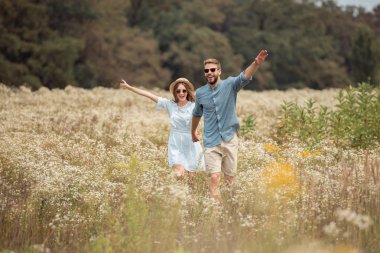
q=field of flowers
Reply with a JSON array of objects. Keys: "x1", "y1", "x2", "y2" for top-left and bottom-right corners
[{"x1": 0, "y1": 83, "x2": 379, "y2": 253}]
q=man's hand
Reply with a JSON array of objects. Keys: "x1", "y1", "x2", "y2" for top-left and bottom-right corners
[
  {"x1": 255, "y1": 50, "x2": 269, "y2": 65},
  {"x1": 119, "y1": 79, "x2": 131, "y2": 89},
  {"x1": 192, "y1": 132, "x2": 200, "y2": 142},
  {"x1": 243, "y1": 49, "x2": 269, "y2": 79},
  {"x1": 191, "y1": 116, "x2": 202, "y2": 142}
]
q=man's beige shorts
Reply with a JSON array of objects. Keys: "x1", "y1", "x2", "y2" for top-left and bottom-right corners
[{"x1": 204, "y1": 134, "x2": 239, "y2": 176}]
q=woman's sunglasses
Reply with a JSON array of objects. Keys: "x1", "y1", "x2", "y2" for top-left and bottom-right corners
[
  {"x1": 204, "y1": 68, "x2": 217, "y2": 73},
  {"x1": 176, "y1": 89, "x2": 187, "y2": 94}
]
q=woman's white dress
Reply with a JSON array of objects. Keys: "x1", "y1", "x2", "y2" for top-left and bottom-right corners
[{"x1": 156, "y1": 97, "x2": 205, "y2": 172}]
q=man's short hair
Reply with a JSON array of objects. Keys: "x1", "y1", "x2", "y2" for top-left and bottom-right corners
[{"x1": 203, "y1": 58, "x2": 221, "y2": 69}]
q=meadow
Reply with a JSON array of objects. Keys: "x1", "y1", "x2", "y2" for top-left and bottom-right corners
[{"x1": 0, "y1": 83, "x2": 379, "y2": 253}]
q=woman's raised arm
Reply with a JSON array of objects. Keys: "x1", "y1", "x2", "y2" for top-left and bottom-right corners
[{"x1": 119, "y1": 79, "x2": 158, "y2": 103}]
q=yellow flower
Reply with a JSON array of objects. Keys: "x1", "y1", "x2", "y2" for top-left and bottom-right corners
[
  {"x1": 300, "y1": 149, "x2": 321, "y2": 158},
  {"x1": 262, "y1": 160, "x2": 300, "y2": 201},
  {"x1": 322, "y1": 245, "x2": 359, "y2": 253},
  {"x1": 301, "y1": 150, "x2": 311, "y2": 157},
  {"x1": 263, "y1": 144, "x2": 279, "y2": 153}
]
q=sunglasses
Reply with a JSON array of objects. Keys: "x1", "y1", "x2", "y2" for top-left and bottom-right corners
[
  {"x1": 204, "y1": 68, "x2": 217, "y2": 73},
  {"x1": 176, "y1": 89, "x2": 187, "y2": 94}
]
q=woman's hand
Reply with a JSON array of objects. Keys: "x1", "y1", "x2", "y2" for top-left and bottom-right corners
[{"x1": 119, "y1": 79, "x2": 131, "y2": 89}]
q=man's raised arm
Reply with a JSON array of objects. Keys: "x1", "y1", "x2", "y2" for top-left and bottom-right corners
[{"x1": 243, "y1": 50, "x2": 269, "y2": 80}]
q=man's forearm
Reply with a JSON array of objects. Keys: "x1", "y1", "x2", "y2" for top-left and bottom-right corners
[
  {"x1": 243, "y1": 61, "x2": 260, "y2": 80},
  {"x1": 191, "y1": 116, "x2": 201, "y2": 134},
  {"x1": 244, "y1": 50, "x2": 268, "y2": 80},
  {"x1": 191, "y1": 116, "x2": 201, "y2": 142}
]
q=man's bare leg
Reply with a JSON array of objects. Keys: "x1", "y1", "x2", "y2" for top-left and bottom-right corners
[
  {"x1": 210, "y1": 172, "x2": 221, "y2": 200},
  {"x1": 224, "y1": 174, "x2": 234, "y2": 186}
]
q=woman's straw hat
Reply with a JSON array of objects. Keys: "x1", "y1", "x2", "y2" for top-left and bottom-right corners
[{"x1": 169, "y1": 78, "x2": 194, "y2": 93}]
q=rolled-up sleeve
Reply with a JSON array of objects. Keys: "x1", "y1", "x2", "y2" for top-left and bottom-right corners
[
  {"x1": 192, "y1": 94, "x2": 203, "y2": 117},
  {"x1": 232, "y1": 72, "x2": 252, "y2": 92}
]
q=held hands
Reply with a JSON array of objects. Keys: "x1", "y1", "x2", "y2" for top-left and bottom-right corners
[
  {"x1": 119, "y1": 79, "x2": 132, "y2": 89},
  {"x1": 254, "y1": 50, "x2": 269, "y2": 65}
]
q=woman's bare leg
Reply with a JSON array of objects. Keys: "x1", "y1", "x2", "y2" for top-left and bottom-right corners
[{"x1": 173, "y1": 164, "x2": 185, "y2": 180}]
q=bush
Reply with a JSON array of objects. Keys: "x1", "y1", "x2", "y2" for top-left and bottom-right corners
[{"x1": 275, "y1": 83, "x2": 380, "y2": 149}]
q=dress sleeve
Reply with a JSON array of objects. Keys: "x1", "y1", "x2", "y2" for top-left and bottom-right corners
[{"x1": 156, "y1": 97, "x2": 171, "y2": 112}]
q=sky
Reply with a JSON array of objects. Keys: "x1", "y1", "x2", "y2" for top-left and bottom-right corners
[{"x1": 334, "y1": 0, "x2": 380, "y2": 11}]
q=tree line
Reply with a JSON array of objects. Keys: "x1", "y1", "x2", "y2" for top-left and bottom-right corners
[{"x1": 0, "y1": 0, "x2": 379, "y2": 90}]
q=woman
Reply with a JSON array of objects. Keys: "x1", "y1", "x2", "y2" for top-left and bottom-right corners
[{"x1": 119, "y1": 78, "x2": 205, "y2": 186}]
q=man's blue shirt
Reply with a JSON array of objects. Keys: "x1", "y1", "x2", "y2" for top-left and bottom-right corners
[{"x1": 193, "y1": 72, "x2": 251, "y2": 148}]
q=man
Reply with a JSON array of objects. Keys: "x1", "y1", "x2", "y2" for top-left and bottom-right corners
[{"x1": 191, "y1": 50, "x2": 268, "y2": 199}]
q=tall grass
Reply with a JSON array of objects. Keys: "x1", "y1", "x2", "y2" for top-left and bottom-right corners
[{"x1": 0, "y1": 84, "x2": 379, "y2": 253}]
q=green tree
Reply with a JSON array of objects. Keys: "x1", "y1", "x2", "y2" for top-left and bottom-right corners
[
  {"x1": 0, "y1": 0, "x2": 49, "y2": 88},
  {"x1": 351, "y1": 27, "x2": 379, "y2": 84},
  {"x1": 181, "y1": 0, "x2": 232, "y2": 30},
  {"x1": 45, "y1": 0, "x2": 96, "y2": 36},
  {"x1": 82, "y1": 0, "x2": 171, "y2": 88},
  {"x1": 163, "y1": 24, "x2": 244, "y2": 88},
  {"x1": 1, "y1": 0, "x2": 379, "y2": 90},
  {"x1": 27, "y1": 38, "x2": 83, "y2": 89},
  {"x1": 225, "y1": 0, "x2": 352, "y2": 89},
  {"x1": 0, "y1": 0, "x2": 89, "y2": 89}
]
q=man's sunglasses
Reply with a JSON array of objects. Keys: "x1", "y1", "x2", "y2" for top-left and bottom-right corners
[
  {"x1": 204, "y1": 68, "x2": 217, "y2": 73},
  {"x1": 176, "y1": 89, "x2": 187, "y2": 94}
]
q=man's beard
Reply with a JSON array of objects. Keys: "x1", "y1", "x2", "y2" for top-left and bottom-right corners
[{"x1": 207, "y1": 75, "x2": 218, "y2": 85}]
